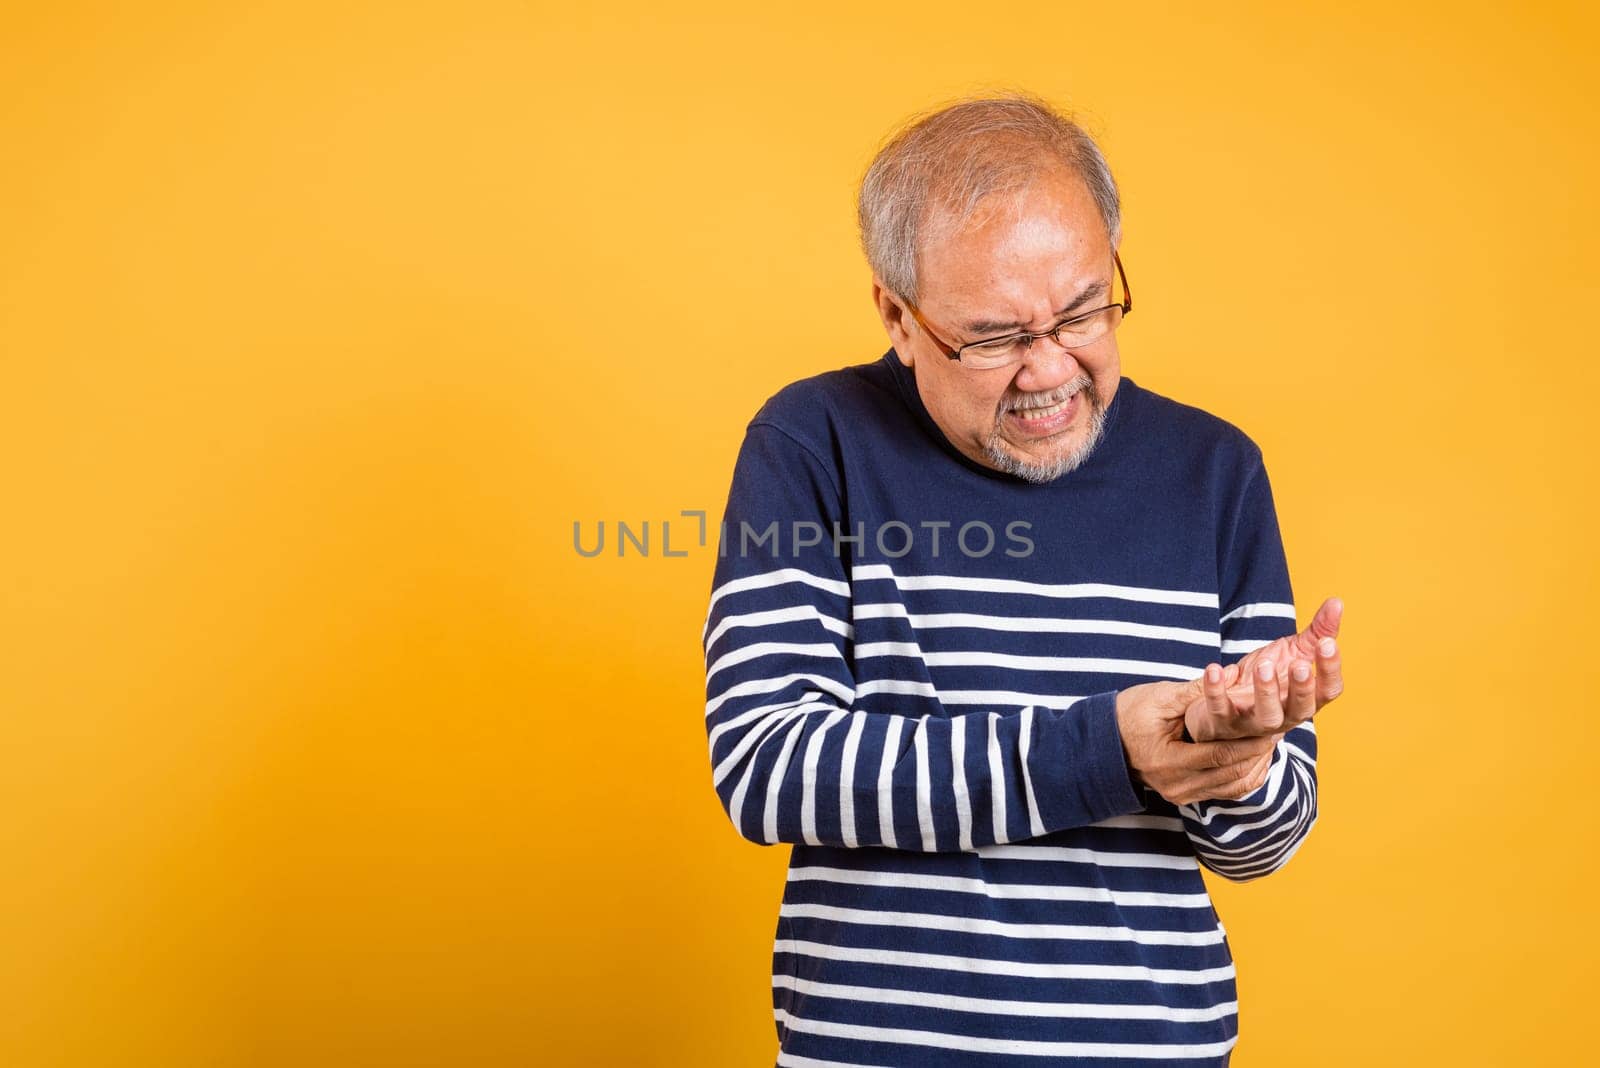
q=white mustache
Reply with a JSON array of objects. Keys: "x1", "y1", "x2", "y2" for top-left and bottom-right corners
[{"x1": 1005, "y1": 375, "x2": 1090, "y2": 411}]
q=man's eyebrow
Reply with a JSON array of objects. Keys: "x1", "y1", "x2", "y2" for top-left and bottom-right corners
[{"x1": 960, "y1": 281, "x2": 1109, "y2": 338}]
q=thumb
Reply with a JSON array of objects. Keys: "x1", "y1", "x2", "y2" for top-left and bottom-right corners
[{"x1": 1307, "y1": 596, "x2": 1342, "y2": 643}]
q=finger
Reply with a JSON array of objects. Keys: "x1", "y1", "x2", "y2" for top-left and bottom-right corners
[
  {"x1": 1170, "y1": 674, "x2": 1206, "y2": 715},
  {"x1": 1316, "y1": 636, "x2": 1344, "y2": 708},
  {"x1": 1219, "y1": 748, "x2": 1278, "y2": 802},
  {"x1": 1183, "y1": 695, "x2": 1256, "y2": 742},
  {"x1": 1171, "y1": 746, "x2": 1280, "y2": 805},
  {"x1": 1203, "y1": 664, "x2": 1232, "y2": 721},
  {"x1": 1203, "y1": 754, "x2": 1273, "y2": 796},
  {"x1": 1172, "y1": 730, "x2": 1278, "y2": 772},
  {"x1": 1251, "y1": 658, "x2": 1285, "y2": 732},
  {"x1": 1285, "y1": 657, "x2": 1316, "y2": 727}
]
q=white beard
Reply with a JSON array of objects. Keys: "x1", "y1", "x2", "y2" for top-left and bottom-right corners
[{"x1": 982, "y1": 384, "x2": 1107, "y2": 483}]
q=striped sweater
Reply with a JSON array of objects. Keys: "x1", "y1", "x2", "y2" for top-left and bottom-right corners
[{"x1": 702, "y1": 350, "x2": 1318, "y2": 1067}]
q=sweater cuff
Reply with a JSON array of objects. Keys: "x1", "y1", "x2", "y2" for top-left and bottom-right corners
[{"x1": 1030, "y1": 691, "x2": 1146, "y2": 831}]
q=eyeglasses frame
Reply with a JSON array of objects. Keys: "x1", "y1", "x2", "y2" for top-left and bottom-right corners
[{"x1": 901, "y1": 251, "x2": 1133, "y2": 365}]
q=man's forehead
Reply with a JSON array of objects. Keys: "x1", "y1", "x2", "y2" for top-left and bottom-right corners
[{"x1": 918, "y1": 179, "x2": 1110, "y2": 326}]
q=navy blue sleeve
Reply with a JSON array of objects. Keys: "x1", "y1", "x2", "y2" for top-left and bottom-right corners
[
  {"x1": 703, "y1": 421, "x2": 1145, "y2": 851},
  {"x1": 1179, "y1": 450, "x2": 1320, "y2": 882}
]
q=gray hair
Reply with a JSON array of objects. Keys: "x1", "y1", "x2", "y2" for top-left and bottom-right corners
[{"x1": 856, "y1": 92, "x2": 1121, "y2": 306}]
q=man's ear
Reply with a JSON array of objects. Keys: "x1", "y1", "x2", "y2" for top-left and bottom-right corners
[{"x1": 870, "y1": 277, "x2": 915, "y2": 366}]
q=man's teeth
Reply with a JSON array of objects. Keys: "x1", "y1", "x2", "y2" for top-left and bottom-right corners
[{"x1": 1013, "y1": 395, "x2": 1072, "y2": 420}]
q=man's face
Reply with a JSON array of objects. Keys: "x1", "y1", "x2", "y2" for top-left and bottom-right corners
[{"x1": 877, "y1": 168, "x2": 1122, "y2": 482}]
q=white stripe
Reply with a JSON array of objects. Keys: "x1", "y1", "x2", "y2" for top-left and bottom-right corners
[
  {"x1": 705, "y1": 672, "x2": 853, "y2": 719},
  {"x1": 838, "y1": 712, "x2": 866, "y2": 848},
  {"x1": 772, "y1": 1007, "x2": 1236, "y2": 1060},
  {"x1": 1189, "y1": 815, "x2": 1302, "y2": 861},
  {"x1": 712, "y1": 700, "x2": 835, "y2": 787},
  {"x1": 728, "y1": 710, "x2": 806, "y2": 841},
  {"x1": 704, "y1": 605, "x2": 852, "y2": 651},
  {"x1": 848, "y1": 683, "x2": 1299, "y2": 725},
  {"x1": 952, "y1": 716, "x2": 973, "y2": 850},
  {"x1": 1284, "y1": 719, "x2": 1318, "y2": 764},
  {"x1": 853, "y1": 678, "x2": 938, "y2": 699},
  {"x1": 786, "y1": 865, "x2": 1214, "y2": 910},
  {"x1": 706, "y1": 567, "x2": 849, "y2": 621},
  {"x1": 854, "y1": 680, "x2": 1088, "y2": 710},
  {"x1": 801, "y1": 709, "x2": 850, "y2": 845},
  {"x1": 708, "y1": 691, "x2": 820, "y2": 755},
  {"x1": 939, "y1": 688, "x2": 1085, "y2": 708},
  {"x1": 853, "y1": 563, "x2": 1219, "y2": 609},
  {"x1": 1219, "y1": 600, "x2": 1297, "y2": 623},
  {"x1": 850, "y1": 602, "x2": 1222, "y2": 647},
  {"x1": 876, "y1": 717, "x2": 902, "y2": 849},
  {"x1": 706, "y1": 640, "x2": 841, "y2": 682},
  {"x1": 985, "y1": 713, "x2": 1006, "y2": 844},
  {"x1": 763, "y1": 713, "x2": 809, "y2": 843},
  {"x1": 1189, "y1": 778, "x2": 1306, "y2": 849},
  {"x1": 774, "y1": 939, "x2": 1235, "y2": 985},
  {"x1": 777, "y1": 1052, "x2": 894, "y2": 1068},
  {"x1": 1195, "y1": 763, "x2": 1315, "y2": 866},
  {"x1": 972, "y1": 844, "x2": 1199, "y2": 871},
  {"x1": 913, "y1": 716, "x2": 935, "y2": 850},
  {"x1": 1198, "y1": 792, "x2": 1317, "y2": 878},
  {"x1": 780, "y1": 902, "x2": 1226, "y2": 947},
  {"x1": 856, "y1": 642, "x2": 1200, "y2": 682},
  {"x1": 1266, "y1": 808, "x2": 1318, "y2": 871},
  {"x1": 772, "y1": 974, "x2": 1238, "y2": 1023},
  {"x1": 1018, "y1": 706, "x2": 1045, "y2": 837},
  {"x1": 1188, "y1": 792, "x2": 1298, "y2": 848}
]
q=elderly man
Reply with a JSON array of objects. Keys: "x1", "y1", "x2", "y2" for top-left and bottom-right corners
[{"x1": 702, "y1": 93, "x2": 1344, "y2": 1067}]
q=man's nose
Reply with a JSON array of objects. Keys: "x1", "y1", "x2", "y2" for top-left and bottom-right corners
[{"x1": 1010, "y1": 335, "x2": 1081, "y2": 392}]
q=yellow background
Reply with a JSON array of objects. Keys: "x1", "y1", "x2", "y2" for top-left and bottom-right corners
[{"x1": 4, "y1": 2, "x2": 1596, "y2": 1064}]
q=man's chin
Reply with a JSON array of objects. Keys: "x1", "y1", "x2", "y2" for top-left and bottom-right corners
[
  {"x1": 997, "y1": 431, "x2": 1079, "y2": 465},
  {"x1": 983, "y1": 404, "x2": 1107, "y2": 482}
]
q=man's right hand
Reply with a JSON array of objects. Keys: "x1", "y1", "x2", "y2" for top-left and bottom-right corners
[{"x1": 1115, "y1": 679, "x2": 1286, "y2": 806}]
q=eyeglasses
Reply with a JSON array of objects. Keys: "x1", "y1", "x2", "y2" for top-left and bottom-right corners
[{"x1": 903, "y1": 251, "x2": 1132, "y2": 370}]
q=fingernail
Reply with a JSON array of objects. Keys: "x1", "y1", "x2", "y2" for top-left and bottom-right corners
[
  {"x1": 1206, "y1": 665, "x2": 1220, "y2": 683},
  {"x1": 1257, "y1": 661, "x2": 1274, "y2": 681},
  {"x1": 1320, "y1": 638, "x2": 1336, "y2": 657},
  {"x1": 1293, "y1": 662, "x2": 1311, "y2": 682}
]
